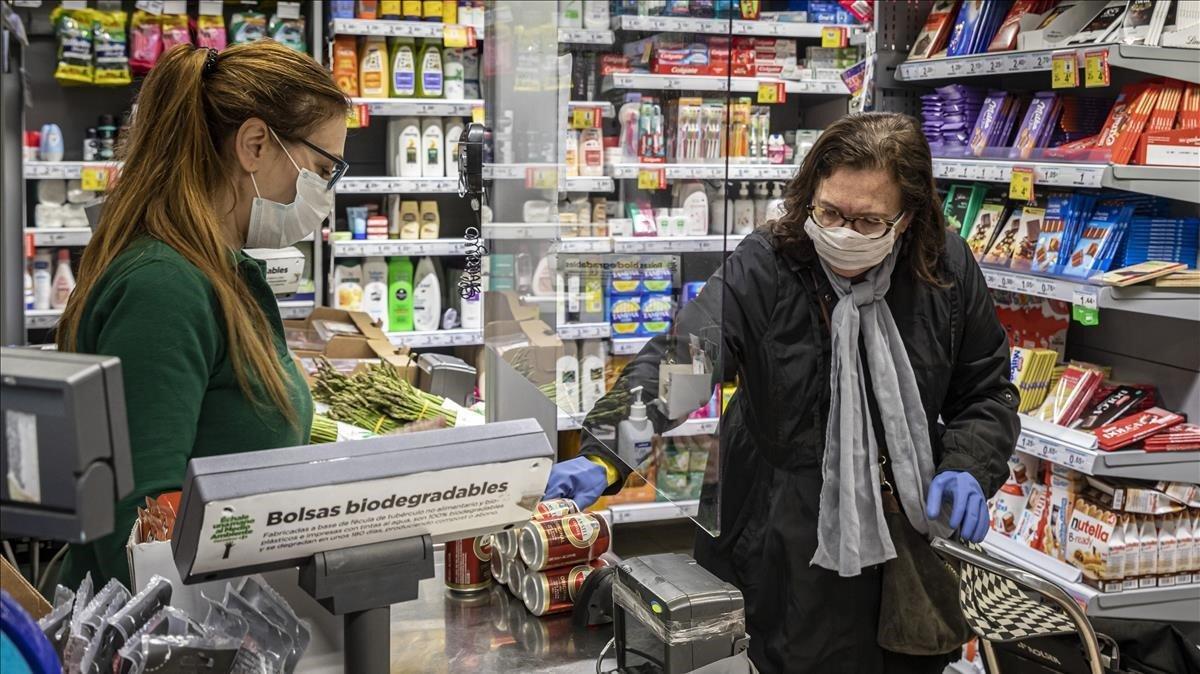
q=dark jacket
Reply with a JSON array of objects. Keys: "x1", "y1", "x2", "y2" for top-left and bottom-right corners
[{"x1": 582, "y1": 228, "x2": 1019, "y2": 673}]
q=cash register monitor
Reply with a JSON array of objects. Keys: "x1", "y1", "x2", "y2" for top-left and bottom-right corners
[{"x1": 1, "y1": 348, "x2": 134, "y2": 542}]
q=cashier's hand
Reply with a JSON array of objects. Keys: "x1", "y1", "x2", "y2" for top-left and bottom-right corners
[
  {"x1": 926, "y1": 471, "x2": 990, "y2": 543},
  {"x1": 544, "y1": 457, "x2": 609, "y2": 510}
]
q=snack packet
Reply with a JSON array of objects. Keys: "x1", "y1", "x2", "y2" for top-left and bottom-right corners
[
  {"x1": 52, "y1": 6, "x2": 95, "y2": 85},
  {"x1": 230, "y1": 11, "x2": 268, "y2": 45},
  {"x1": 270, "y1": 13, "x2": 307, "y2": 53},
  {"x1": 129, "y1": 10, "x2": 163, "y2": 75},
  {"x1": 197, "y1": 14, "x2": 228, "y2": 51},
  {"x1": 160, "y1": 12, "x2": 192, "y2": 52},
  {"x1": 92, "y1": 9, "x2": 131, "y2": 86}
]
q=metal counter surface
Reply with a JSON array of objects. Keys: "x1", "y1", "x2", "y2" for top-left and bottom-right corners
[{"x1": 387, "y1": 563, "x2": 613, "y2": 673}]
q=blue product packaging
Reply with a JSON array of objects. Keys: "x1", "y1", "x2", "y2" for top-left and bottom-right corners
[
  {"x1": 609, "y1": 258, "x2": 643, "y2": 295},
  {"x1": 607, "y1": 296, "x2": 642, "y2": 337},
  {"x1": 347, "y1": 206, "x2": 368, "y2": 240},
  {"x1": 640, "y1": 294, "x2": 675, "y2": 322},
  {"x1": 641, "y1": 260, "x2": 675, "y2": 294},
  {"x1": 330, "y1": 1, "x2": 355, "y2": 18},
  {"x1": 682, "y1": 281, "x2": 706, "y2": 305},
  {"x1": 638, "y1": 319, "x2": 672, "y2": 337}
]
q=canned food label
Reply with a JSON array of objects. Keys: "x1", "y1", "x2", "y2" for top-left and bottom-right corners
[
  {"x1": 534, "y1": 498, "x2": 578, "y2": 520},
  {"x1": 567, "y1": 565, "x2": 593, "y2": 602},
  {"x1": 474, "y1": 536, "x2": 493, "y2": 562},
  {"x1": 564, "y1": 514, "x2": 601, "y2": 548}
]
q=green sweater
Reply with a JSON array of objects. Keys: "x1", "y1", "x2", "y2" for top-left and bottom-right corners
[{"x1": 60, "y1": 238, "x2": 313, "y2": 588}]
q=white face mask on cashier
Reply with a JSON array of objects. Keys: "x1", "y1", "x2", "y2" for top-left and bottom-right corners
[
  {"x1": 805, "y1": 217, "x2": 897, "y2": 271},
  {"x1": 245, "y1": 129, "x2": 334, "y2": 249}
]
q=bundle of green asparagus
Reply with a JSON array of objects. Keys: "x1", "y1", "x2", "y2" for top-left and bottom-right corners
[{"x1": 311, "y1": 358, "x2": 457, "y2": 433}]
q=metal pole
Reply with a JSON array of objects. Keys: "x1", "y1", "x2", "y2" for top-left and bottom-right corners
[
  {"x1": 0, "y1": 18, "x2": 25, "y2": 345},
  {"x1": 343, "y1": 607, "x2": 391, "y2": 674}
]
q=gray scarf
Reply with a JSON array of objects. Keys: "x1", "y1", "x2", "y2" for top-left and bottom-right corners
[{"x1": 810, "y1": 246, "x2": 949, "y2": 577}]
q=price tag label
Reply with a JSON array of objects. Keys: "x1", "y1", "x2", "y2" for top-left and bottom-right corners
[
  {"x1": 471, "y1": 106, "x2": 485, "y2": 124},
  {"x1": 637, "y1": 168, "x2": 666, "y2": 191},
  {"x1": 1072, "y1": 287, "x2": 1100, "y2": 325},
  {"x1": 162, "y1": 0, "x2": 187, "y2": 14},
  {"x1": 570, "y1": 108, "x2": 600, "y2": 129},
  {"x1": 198, "y1": 0, "x2": 223, "y2": 15},
  {"x1": 80, "y1": 166, "x2": 111, "y2": 192},
  {"x1": 443, "y1": 25, "x2": 476, "y2": 49},
  {"x1": 277, "y1": 1, "x2": 301, "y2": 20},
  {"x1": 1083, "y1": 49, "x2": 1110, "y2": 88},
  {"x1": 525, "y1": 168, "x2": 559, "y2": 190},
  {"x1": 1009, "y1": 166, "x2": 1035, "y2": 202},
  {"x1": 756, "y1": 81, "x2": 786, "y2": 105},
  {"x1": 346, "y1": 104, "x2": 370, "y2": 129},
  {"x1": 135, "y1": 0, "x2": 165, "y2": 15},
  {"x1": 1051, "y1": 51, "x2": 1078, "y2": 89},
  {"x1": 821, "y1": 26, "x2": 847, "y2": 48}
]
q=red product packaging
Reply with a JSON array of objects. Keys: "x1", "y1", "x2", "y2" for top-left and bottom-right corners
[
  {"x1": 1095, "y1": 407, "x2": 1185, "y2": 451},
  {"x1": 988, "y1": 0, "x2": 1044, "y2": 52},
  {"x1": 523, "y1": 559, "x2": 610, "y2": 616},
  {"x1": 1180, "y1": 84, "x2": 1200, "y2": 130},
  {"x1": 1050, "y1": 365, "x2": 1104, "y2": 427},
  {"x1": 1112, "y1": 84, "x2": 1161, "y2": 165},
  {"x1": 908, "y1": 0, "x2": 960, "y2": 60},
  {"x1": 1144, "y1": 423, "x2": 1200, "y2": 452},
  {"x1": 653, "y1": 41, "x2": 709, "y2": 76},
  {"x1": 839, "y1": 0, "x2": 874, "y2": 24},
  {"x1": 445, "y1": 536, "x2": 493, "y2": 593},
  {"x1": 599, "y1": 53, "x2": 632, "y2": 76},
  {"x1": 705, "y1": 37, "x2": 755, "y2": 77},
  {"x1": 1139, "y1": 127, "x2": 1200, "y2": 168}
]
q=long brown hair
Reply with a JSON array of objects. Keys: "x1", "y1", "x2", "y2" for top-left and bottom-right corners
[
  {"x1": 769, "y1": 112, "x2": 947, "y2": 285},
  {"x1": 57, "y1": 42, "x2": 348, "y2": 420}
]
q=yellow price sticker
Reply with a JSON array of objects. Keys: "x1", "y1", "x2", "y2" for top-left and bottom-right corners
[
  {"x1": 471, "y1": 106, "x2": 485, "y2": 124},
  {"x1": 570, "y1": 108, "x2": 599, "y2": 129},
  {"x1": 1083, "y1": 49, "x2": 1110, "y2": 88},
  {"x1": 821, "y1": 26, "x2": 847, "y2": 48},
  {"x1": 346, "y1": 104, "x2": 369, "y2": 129},
  {"x1": 1009, "y1": 166, "x2": 1035, "y2": 203},
  {"x1": 1050, "y1": 51, "x2": 1078, "y2": 89},
  {"x1": 525, "y1": 168, "x2": 558, "y2": 190},
  {"x1": 80, "y1": 166, "x2": 111, "y2": 192},
  {"x1": 443, "y1": 24, "x2": 475, "y2": 49},
  {"x1": 637, "y1": 168, "x2": 665, "y2": 191},
  {"x1": 756, "y1": 81, "x2": 785, "y2": 105}
]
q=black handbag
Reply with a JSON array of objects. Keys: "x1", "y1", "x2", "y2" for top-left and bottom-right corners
[{"x1": 877, "y1": 488, "x2": 972, "y2": 656}]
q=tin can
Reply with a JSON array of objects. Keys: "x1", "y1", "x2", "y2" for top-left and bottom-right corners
[
  {"x1": 445, "y1": 536, "x2": 493, "y2": 593},
  {"x1": 506, "y1": 557, "x2": 527, "y2": 597},
  {"x1": 519, "y1": 513, "x2": 611, "y2": 571},
  {"x1": 515, "y1": 608, "x2": 575, "y2": 658},
  {"x1": 523, "y1": 558, "x2": 609, "y2": 616},
  {"x1": 490, "y1": 548, "x2": 510, "y2": 586},
  {"x1": 493, "y1": 529, "x2": 520, "y2": 561},
  {"x1": 532, "y1": 498, "x2": 580, "y2": 521}
]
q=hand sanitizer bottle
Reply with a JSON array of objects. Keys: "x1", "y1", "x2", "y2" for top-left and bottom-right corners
[{"x1": 618, "y1": 386, "x2": 654, "y2": 469}]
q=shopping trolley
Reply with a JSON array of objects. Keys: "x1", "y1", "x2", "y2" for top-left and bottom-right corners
[{"x1": 930, "y1": 538, "x2": 1122, "y2": 674}]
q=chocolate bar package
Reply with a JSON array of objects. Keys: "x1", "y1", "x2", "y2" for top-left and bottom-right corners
[
  {"x1": 947, "y1": 0, "x2": 987, "y2": 56},
  {"x1": 1033, "y1": 193, "x2": 1071, "y2": 273},
  {"x1": 1063, "y1": 201, "x2": 1134, "y2": 278},
  {"x1": 1011, "y1": 92, "x2": 1061, "y2": 159},
  {"x1": 1009, "y1": 205, "x2": 1045, "y2": 272},
  {"x1": 1096, "y1": 407, "x2": 1186, "y2": 451},
  {"x1": 1073, "y1": 386, "x2": 1150, "y2": 431},
  {"x1": 969, "y1": 91, "x2": 1009, "y2": 156},
  {"x1": 910, "y1": 0, "x2": 962, "y2": 59},
  {"x1": 989, "y1": 0, "x2": 1046, "y2": 51},
  {"x1": 943, "y1": 183, "x2": 985, "y2": 233},
  {"x1": 982, "y1": 208, "x2": 1025, "y2": 266},
  {"x1": 966, "y1": 199, "x2": 1009, "y2": 260}
]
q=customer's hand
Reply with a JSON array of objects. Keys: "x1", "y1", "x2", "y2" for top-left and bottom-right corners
[
  {"x1": 544, "y1": 457, "x2": 609, "y2": 510},
  {"x1": 925, "y1": 471, "x2": 990, "y2": 543}
]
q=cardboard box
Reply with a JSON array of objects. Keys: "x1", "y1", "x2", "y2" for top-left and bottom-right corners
[
  {"x1": 0, "y1": 556, "x2": 51, "y2": 620},
  {"x1": 286, "y1": 307, "x2": 416, "y2": 383},
  {"x1": 244, "y1": 247, "x2": 307, "y2": 296},
  {"x1": 485, "y1": 292, "x2": 563, "y2": 387}
]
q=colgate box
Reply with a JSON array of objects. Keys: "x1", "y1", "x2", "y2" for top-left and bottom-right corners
[
  {"x1": 652, "y1": 41, "x2": 710, "y2": 76},
  {"x1": 706, "y1": 37, "x2": 756, "y2": 77},
  {"x1": 750, "y1": 37, "x2": 797, "y2": 78}
]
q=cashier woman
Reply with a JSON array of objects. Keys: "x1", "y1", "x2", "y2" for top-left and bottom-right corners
[
  {"x1": 547, "y1": 112, "x2": 1020, "y2": 673},
  {"x1": 55, "y1": 43, "x2": 347, "y2": 587}
]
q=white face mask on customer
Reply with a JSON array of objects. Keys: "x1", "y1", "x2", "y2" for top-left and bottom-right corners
[
  {"x1": 804, "y1": 216, "x2": 897, "y2": 271},
  {"x1": 245, "y1": 129, "x2": 334, "y2": 249}
]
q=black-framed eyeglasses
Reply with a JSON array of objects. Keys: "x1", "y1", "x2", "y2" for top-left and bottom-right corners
[
  {"x1": 807, "y1": 203, "x2": 904, "y2": 240},
  {"x1": 298, "y1": 138, "x2": 349, "y2": 190}
]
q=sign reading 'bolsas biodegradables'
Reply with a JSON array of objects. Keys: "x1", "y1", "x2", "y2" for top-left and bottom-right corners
[{"x1": 190, "y1": 460, "x2": 542, "y2": 575}]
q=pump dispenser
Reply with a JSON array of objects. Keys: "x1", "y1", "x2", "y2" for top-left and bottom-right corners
[{"x1": 618, "y1": 386, "x2": 654, "y2": 469}]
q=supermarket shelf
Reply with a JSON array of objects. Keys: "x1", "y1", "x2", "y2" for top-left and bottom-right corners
[
  {"x1": 484, "y1": 164, "x2": 615, "y2": 192},
  {"x1": 483, "y1": 222, "x2": 563, "y2": 240},
  {"x1": 558, "y1": 27, "x2": 614, "y2": 45},
  {"x1": 612, "y1": 14, "x2": 847, "y2": 39},
  {"x1": 981, "y1": 267, "x2": 1200, "y2": 322},
  {"x1": 567, "y1": 100, "x2": 616, "y2": 117},
  {"x1": 277, "y1": 300, "x2": 315, "y2": 320},
  {"x1": 330, "y1": 18, "x2": 483, "y2": 40},
  {"x1": 613, "y1": 234, "x2": 743, "y2": 253},
  {"x1": 25, "y1": 227, "x2": 92, "y2": 247},
  {"x1": 602, "y1": 73, "x2": 849, "y2": 95},
  {"x1": 350, "y1": 97, "x2": 483, "y2": 117},
  {"x1": 566, "y1": 176, "x2": 615, "y2": 192},
  {"x1": 557, "y1": 323, "x2": 611, "y2": 340},
  {"x1": 387, "y1": 328, "x2": 482, "y2": 348},
  {"x1": 25, "y1": 309, "x2": 61, "y2": 330},
  {"x1": 932, "y1": 159, "x2": 1199, "y2": 204},
  {"x1": 608, "y1": 500, "x2": 699, "y2": 525},
  {"x1": 611, "y1": 336, "x2": 652, "y2": 355},
  {"x1": 983, "y1": 531, "x2": 1200, "y2": 623},
  {"x1": 335, "y1": 177, "x2": 459, "y2": 194},
  {"x1": 607, "y1": 162, "x2": 797, "y2": 181},
  {"x1": 332, "y1": 238, "x2": 469, "y2": 257},
  {"x1": 663, "y1": 418, "x2": 719, "y2": 438},
  {"x1": 551, "y1": 237, "x2": 613, "y2": 254},
  {"x1": 1016, "y1": 414, "x2": 1200, "y2": 482},
  {"x1": 24, "y1": 160, "x2": 120, "y2": 179},
  {"x1": 897, "y1": 44, "x2": 1200, "y2": 84}
]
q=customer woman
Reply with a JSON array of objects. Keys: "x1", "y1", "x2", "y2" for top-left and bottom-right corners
[
  {"x1": 545, "y1": 112, "x2": 1020, "y2": 673},
  {"x1": 56, "y1": 42, "x2": 348, "y2": 587}
]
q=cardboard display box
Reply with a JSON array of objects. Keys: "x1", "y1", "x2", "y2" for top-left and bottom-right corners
[
  {"x1": 484, "y1": 292, "x2": 563, "y2": 388},
  {"x1": 285, "y1": 307, "x2": 416, "y2": 383}
]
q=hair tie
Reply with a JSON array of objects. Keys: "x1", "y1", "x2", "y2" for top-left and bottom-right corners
[{"x1": 202, "y1": 48, "x2": 219, "y2": 77}]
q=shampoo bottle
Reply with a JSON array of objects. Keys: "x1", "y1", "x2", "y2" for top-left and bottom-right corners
[
  {"x1": 733, "y1": 182, "x2": 754, "y2": 235},
  {"x1": 361, "y1": 257, "x2": 390, "y2": 330},
  {"x1": 415, "y1": 39, "x2": 443, "y2": 98},
  {"x1": 565, "y1": 130, "x2": 580, "y2": 178},
  {"x1": 444, "y1": 118, "x2": 464, "y2": 181},
  {"x1": 387, "y1": 257, "x2": 415, "y2": 331},
  {"x1": 23, "y1": 258, "x2": 34, "y2": 310},
  {"x1": 443, "y1": 48, "x2": 465, "y2": 101},
  {"x1": 753, "y1": 182, "x2": 770, "y2": 226},
  {"x1": 421, "y1": 118, "x2": 444, "y2": 178},
  {"x1": 765, "y1": 182, "x2": 787, "y2": 222},
  {"x1": 708, "y1": 183, "x2": 728, "y2": 235},
  {"x1": 579, "y1": 128, "x2": 603, "y2": 177},
  {"x1": 397, "y1": 117, "x2": 422, "y2": 178},
  {"x1": 411, "y1": 257, "x2": 442, "y2": 331},
  {"x1": 677, "y1": 181, "x2": 709, "y2": 235},
  {"x1": 618, "y1": 386, "x2": 653, "y2": 469},
  {"x1": 51, "y1": 249, "x2": 75, "y2": 310},
  {"x1": 556, "y1": 340, "x2": 580, "y2": 414},
  {"x1": 334, "y1": 260, "x2": 364, "y2": 311},
  {"x1": 32, "y1": 251, "x2": 52, "y2": 311},
  {"x1": 460, "y1": 284, "x2": 481, "y2": 329},
  {"x1": 388, "y1": 37, "x2": 416, "y2": 97},
  {"x1": 358, "y1": 36, "x2": 388, "y2": 98},
  {"x1": 399, "y1": 200, "x2": 421, "y2": 239},
  {"x1": 419, "y1": 201, "x2": 441, "y2": 239}
]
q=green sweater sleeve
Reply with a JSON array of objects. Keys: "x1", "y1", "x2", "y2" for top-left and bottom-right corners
[{"x1": 78, "y1": 259, "x2": 222, "y2": 586}]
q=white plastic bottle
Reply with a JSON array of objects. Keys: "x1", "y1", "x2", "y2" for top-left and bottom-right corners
[
  {"x1": 445, "y1": 118, "x2": 464, "y2": 182},
  {"x1": 556, "y1": 340, "x2": 580, "y2": 415},
  {"x1": 361, "y1": 257, "x2": 390, "y2": 330},
  {"x1": 559, "y1": 0, "x2": 583, "y2": 28},
  {"x1": 708, "y1": 183, "x2": 728, "y2": 235},
  {"x1": 765, "y1": 182, "x2": 787, "y2": 222},
  {"x1": 565, "y1": 129, "x2": 580, "y2": 178},
  {"x1": 677, "y1": 181, "x2": 709, "y2": 235},
  {"x1": 733, "y1": 182, "x2": 755, "y2": 235},
  {"x1": 460, "y1": 285, "x2": 482, "y2": 329},
  {"x1": 51, "y1": 249, "x2": 75, "y2": 310},
  {"x1": 421, "y1": 118, "x2": 445, "y2": 178},
  {"x1": 397, "y1": 117, "x2": 422, "y2": 178},
  {"x1": 753, "y1": 181, "x2": 770, "y2": 226},
  {"x1": 32, "y1": 251, "x2": 53, "y2": 311},
  {"x1": 618, "y1": 386, "x2": 654, "y2": 469},
  {"x1": 411, "y1": 257, "x2": 442, "y2": 331},
  {"x1": 334, "y1": 260, "x2": 364, "y2": 311},
  {"x1": 583, "y1": 0, "x2": 610, "y2": 29},
  {"x1": 24, "y1": 259, "x2": 34, "y2": 310}
]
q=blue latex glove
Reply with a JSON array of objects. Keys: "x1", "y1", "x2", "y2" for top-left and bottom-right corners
[
  {"x1": 925, "y1": 471, "x2": 990, "y2": 543},
  {"x1": 544, "y1": 457, "x2": 609, "y2": 510}
]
